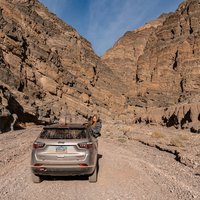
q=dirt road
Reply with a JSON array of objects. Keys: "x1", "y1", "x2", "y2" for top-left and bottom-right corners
[{"x1": 0, "y1": 125, "x2": 199, "y2": 200}]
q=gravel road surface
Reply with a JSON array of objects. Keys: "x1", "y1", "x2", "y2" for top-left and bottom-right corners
[{"x1": 0, "y1": 126, "x2": 199, "y2": 200}]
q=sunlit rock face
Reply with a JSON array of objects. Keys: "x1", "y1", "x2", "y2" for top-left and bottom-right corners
[
  {"x1": 102, "y1": 0, "x2": 200, "y2": 130},
  {"x1": 0, "y1": 0, "x2": 125, "y2": 132},
  {"x1": 1, "y1": 0, "x2": 200, "y2": 132}
]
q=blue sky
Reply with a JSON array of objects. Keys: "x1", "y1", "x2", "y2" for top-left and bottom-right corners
[{"x1": 39, "y1": 0, "x2": 183, "y2": 56}]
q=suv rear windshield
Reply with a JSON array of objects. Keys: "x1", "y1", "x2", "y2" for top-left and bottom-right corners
[{"x1": 40, "y1": 128, "x2": 87, "y2": 139}]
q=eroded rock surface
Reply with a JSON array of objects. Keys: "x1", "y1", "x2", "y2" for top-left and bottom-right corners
[
  {"x1": 0, "y1": 0, "x2": 124, "y2": 132},
  {"x1": 102, "y1": 0, "x2": 200, "y2": 130},
  {"x1": 1, "y1": 0, "x2": 200, "y2": 132}
]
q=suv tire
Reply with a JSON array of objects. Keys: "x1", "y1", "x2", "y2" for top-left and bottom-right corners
[
  {"x1": 89, "y1": 166, "x2": 97, "y2": 183},
  {"x1": 32, "y1": 172, "x2": 42, "y2": 183}
]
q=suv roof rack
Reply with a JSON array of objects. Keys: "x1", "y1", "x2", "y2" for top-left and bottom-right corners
[
  {"x1": 44, "y1": 123, "x2": 86, "y2": 129},
  {"x1": 59, "y1": 114, "x2": 86, "y2": 125}
]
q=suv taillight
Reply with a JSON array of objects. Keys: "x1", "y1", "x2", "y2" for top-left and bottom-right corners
[
  {"x1": 33, "y1": 142, "x2": 45, "y2": 149},
  {"x1": 78, "y1": 142, "x2": 93, "y2": 149}
]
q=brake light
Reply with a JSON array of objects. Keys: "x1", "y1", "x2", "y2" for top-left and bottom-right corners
[
  {"x1": 79, "y1": 164, "x2": 88, "y2": 167},
  {"x1": 34, "y1": 164, "x2": 43, "y2": 166},
  {"x1": 33, "y1": 142, "x2": 45, "y2": 149},
  {"x1": 34, "y1": 164, "x2": 46, "y2": 171},
  {"x1": 78, "y1": 142, "x2": 93, "y2": 149}
]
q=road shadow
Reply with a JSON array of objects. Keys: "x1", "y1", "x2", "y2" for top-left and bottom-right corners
[
  {"x1": 44, "y1": 175, "x2": 88, "y2": 182},
  {"x1": 43, "y1": 154, "x2": 103, "y2": 182}
]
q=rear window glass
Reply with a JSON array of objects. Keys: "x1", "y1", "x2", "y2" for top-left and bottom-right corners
[{"x1": 40, "y1": 128, "x2": 87, "y2": 139}]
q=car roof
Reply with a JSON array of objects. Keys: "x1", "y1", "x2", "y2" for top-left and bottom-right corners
[{"x1": 44, "y1": 123, "x2": 86, "y2": 129}]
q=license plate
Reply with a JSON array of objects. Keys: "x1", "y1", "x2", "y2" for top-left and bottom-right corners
[{"x1": 56, "y1": 146, "x2": 68, "y2": 152}]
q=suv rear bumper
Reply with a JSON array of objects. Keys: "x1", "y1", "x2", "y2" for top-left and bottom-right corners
[{"x1": 31, "y1": 164, "x2": 95, "y2": 176}]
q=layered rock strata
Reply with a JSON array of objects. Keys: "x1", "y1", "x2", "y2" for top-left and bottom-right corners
[
  {"x1": 0, "y1": 0, "x2": 125, "y2": 132},
  {"x1": 102, "y1": 0, "x2": 200, "y2": 130},
  {"x1": 1, "y1": 0, "x2": 200, "y2": 133}
]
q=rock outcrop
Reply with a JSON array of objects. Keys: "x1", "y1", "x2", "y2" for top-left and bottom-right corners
[
  {"x1": 102, "y1": 0, "x2": 200, "y2": 130},
  {"x1": 120, "y1": 101, "x2": 200, "y2": 132},
  {"x1": 1, "y1": 0, "x2": 200, "y2": 133},
  {"x1": 102, "y1": 14, "x2": 169, "y2": 97},
  {"x1": 0, "y1": 0, "x2": 125, "y2": 132}
]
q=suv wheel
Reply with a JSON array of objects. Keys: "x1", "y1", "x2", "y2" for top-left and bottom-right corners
[{"x1": 89, "y1": 166, "x2": 97, "y2": 183}]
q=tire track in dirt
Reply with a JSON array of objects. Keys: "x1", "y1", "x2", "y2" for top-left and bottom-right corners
[{"x1": 0, "y1": 126, "x2": 199, "y2": 200}]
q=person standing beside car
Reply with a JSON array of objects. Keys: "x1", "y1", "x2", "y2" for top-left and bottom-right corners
[{"x1": 87, "y1": 114, "x2": 102, "y2": 138}]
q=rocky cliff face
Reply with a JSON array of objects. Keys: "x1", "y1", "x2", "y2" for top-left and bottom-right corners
[
  {"x1": 0, "y1": 0, "x2": 125, "y2": 132},
  {"x1": 1, "y1": 0, "x2": 200, "y2": 133},
  {"x1": 102, "y1": 0, "x2": 200, "y2": 131},
  {"x1": 102, "y1": 14, "x2": 169, "y2": 97}
]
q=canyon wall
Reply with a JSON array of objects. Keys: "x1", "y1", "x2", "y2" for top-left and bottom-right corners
[
  {"x1": 102, "y1": 0, "x2": 200, "y2": 131},
  {"x1": 0, "y1": 0, "x2": 125, "y2": 132}
]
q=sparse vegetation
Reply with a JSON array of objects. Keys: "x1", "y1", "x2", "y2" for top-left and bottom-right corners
[
  {"x1": 117, "y1": 135, "x2": 127, "y2": 143},
  {"x1": 170, "y1": 137, "x2": 184, "y2": 148},
  {"x1": 178, "y1": 134, "x2": 189, "y2": 141},
  {"x1": 151, "y1": 131, "x2": 165, "y2": 139}
]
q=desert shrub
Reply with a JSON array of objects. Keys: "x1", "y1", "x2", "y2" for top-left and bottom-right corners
[
  {"x1": 170, "y1": 137, "x2": 184, "y2": 147},
  {"x1": 151, "y1": 131, "x2": 165, "y2": 139}
]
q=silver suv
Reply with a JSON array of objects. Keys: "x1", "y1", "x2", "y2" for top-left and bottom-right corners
[{"x1": 31, "y1": 124, "x2": 98, "y2": 183}]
